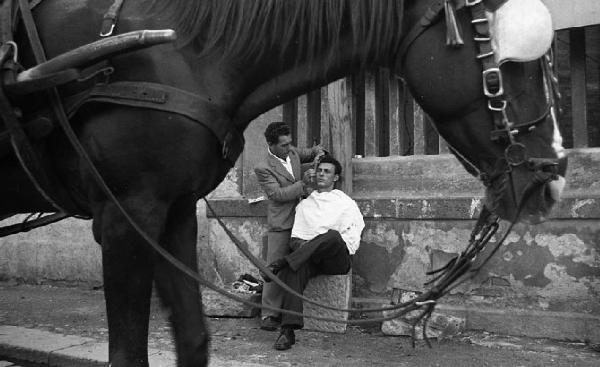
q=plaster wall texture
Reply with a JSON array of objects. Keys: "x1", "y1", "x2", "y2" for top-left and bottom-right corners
[
  {"x1": 203, "y1": 143, "x2": 600, "y2": 320},
  {"x1": 355, "y1": 219, "x2": 600, "y2": 315}
]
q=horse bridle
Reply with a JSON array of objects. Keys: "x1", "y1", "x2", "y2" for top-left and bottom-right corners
[{"x1": 398, "y1": 0, "x2": 562, "y2": 215}]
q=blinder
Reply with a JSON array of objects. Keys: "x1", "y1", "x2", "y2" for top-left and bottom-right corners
[{"x1": 487, "y1": 0, "x2": 554, "y2": 65}]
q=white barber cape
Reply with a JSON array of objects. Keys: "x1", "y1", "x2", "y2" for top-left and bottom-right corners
[{"x1": 291, "y1": 189, "x2": 364, "y2": 254}]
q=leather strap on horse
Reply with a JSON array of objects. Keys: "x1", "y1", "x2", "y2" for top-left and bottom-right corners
[
  {"x1": 0, "y1": 0, "x2": 82, "y2": 216},
  {"x1": 0, "y1": 0, "x2": 14, "y2": 43},
  {"x1": 100, "y1": 0, "x2": 125, "y2": 37},
  {"x1": 0, "y1": 212, "x2": 70, "y2": 237},
  {"x1": 0, "y1": 45, "x2": 74, "y2": 214},
  {"x1": 396, "y1": 0, "x2": 446, "y2": 65},
  {"x1": 396, "y1": 0, "x2": 511, "y2": 65},
  {"x1": 63, "y1": 81, "x2": 245, "y2": 166}
]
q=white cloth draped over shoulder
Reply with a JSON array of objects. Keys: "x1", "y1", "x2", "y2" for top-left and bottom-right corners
[{"x1": 291, "y1": 189, "x2": 365, "y2": 255}]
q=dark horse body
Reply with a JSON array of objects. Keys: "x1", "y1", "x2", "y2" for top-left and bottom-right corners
[{"x1": 0, "y1": 0, "x2": 567, "y2": 365}]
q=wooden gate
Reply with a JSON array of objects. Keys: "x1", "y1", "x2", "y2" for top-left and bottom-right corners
[{"x1": 282, "y1": 24, "x2": 599, "y2": 187}]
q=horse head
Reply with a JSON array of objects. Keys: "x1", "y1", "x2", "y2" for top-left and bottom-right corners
[
  {"x1": 141, "y1": 0, "x2": 566, "y2": 226},
  {"x1": 399, "y1": 0, "x2": 567, "y2": 223}
]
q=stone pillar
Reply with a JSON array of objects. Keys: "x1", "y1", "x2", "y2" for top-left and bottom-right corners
[{"x1": 303, "y1": 272, "x2": 352, "y2": 333}]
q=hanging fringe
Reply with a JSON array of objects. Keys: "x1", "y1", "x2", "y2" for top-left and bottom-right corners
[{"x1": 445, "y1": 0, "x2": 464, "y2": 47}]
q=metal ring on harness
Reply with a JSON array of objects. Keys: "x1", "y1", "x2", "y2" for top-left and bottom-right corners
[{"x1": 504, "y1": 142, "x2": 528, "y2": 166}]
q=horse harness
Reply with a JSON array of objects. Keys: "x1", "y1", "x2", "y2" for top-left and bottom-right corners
[{"x1": 0, "y1": 0, "x2": 244, "y2": 232}]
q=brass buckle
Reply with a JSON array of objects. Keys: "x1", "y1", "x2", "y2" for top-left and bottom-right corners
[
  {"x1": 482, "y1": 68, "x2": 504, "y2": 98},
  {"x1": 2, "y1": 41, "x2": 18, "y2": 63},
  {"x1": 487, "y1": 100, "x2": 507, "y2": 112},
  {"x1": 465, "y1": 0, "x2": 482, "y2": 6}
]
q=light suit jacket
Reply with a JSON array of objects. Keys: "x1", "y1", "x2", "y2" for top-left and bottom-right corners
[{"x1": 254, "y1": 146, "x2": 315, "y2": 231}]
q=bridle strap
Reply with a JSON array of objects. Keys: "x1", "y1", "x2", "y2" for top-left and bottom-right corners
[
  {"x1": 63, "y1": 81, "x2": 245, "y2": 166},
  {"x1": 452, "y1": 0, "x2": 508, "y2": 11},
  {"x1": 0, "y1": 212, "x2": 70, "y2": 237},
  {"x1": 99, "y1": 0, "x2": 125, "y2": 37},
  {"x1": 396, "y1": 0, "x2": 446, "y2": 67},
  {"x1": 396, "y1": 0, "x2": 510, "y2": 65}
]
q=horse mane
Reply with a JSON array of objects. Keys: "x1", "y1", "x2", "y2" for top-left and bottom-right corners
[{"x1": 148, "y1": 0, "x2": 405, "y2": 65}]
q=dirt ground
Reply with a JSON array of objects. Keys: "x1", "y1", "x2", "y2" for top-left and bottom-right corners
[{"x1": 0, "y1": 280, "x2": 598, "y2": 366}]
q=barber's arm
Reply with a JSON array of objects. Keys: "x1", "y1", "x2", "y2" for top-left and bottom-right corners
[
  {"x1": 293, "y1": 144, "x2": 325, "y2": 163},
  {"x1": 255, "y1": 167, "x2": 311, "y2": 202}
]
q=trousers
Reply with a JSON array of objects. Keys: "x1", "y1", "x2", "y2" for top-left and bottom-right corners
[
  {"x1": 279, "y1": 229, "x2": 352, "y2": 328},
  {"x1": 261, "y1": 230, "x2": 291, "y2": 319}
]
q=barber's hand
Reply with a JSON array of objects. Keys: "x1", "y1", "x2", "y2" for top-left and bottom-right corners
[
  {"x1": 312, "y1": 144, "x2": 326, "y2": 157},
  {"x1": 302, "y1": 168, "x2": 316, "y2": 186}
]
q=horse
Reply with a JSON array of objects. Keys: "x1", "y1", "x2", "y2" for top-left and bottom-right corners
[{"x1": 0, "y1": 0, "x2": 567, "y2": 365}]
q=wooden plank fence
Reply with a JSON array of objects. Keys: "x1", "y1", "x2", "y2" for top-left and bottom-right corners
[{"x1": 286, "y1": 25, "x2": 599, "y2": 167}]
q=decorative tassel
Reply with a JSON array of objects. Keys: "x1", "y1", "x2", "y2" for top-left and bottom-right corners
[{"x1": 445, "y1": 0, "x2": 464, "y2": 47}]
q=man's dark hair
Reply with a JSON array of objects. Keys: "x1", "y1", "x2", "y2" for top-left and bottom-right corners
[
  {"x1": 318, "y1": 154, "x2": 342, "y2": 176},
  {"x1": 264, "y1": 122, "x2": 291, "y2": 145}
]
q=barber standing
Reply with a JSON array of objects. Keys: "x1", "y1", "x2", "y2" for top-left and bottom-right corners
[{"x1": 254, "y1": 121, "x2": 323, "y2": 331}]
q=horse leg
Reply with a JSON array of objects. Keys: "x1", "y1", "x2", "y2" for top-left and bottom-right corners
[
  {"x1": 153, "y1": 195, "x2": 210, "y2": 367},
  {"x1": 92, "y1": 197, "x2": 167, "y2": 367}
]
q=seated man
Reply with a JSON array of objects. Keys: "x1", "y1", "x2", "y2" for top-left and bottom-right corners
[{"x1": 262, "y1": 155, "x2": 365, "y2": 351}]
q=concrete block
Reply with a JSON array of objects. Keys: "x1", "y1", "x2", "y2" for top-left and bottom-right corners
[
  {"x1": 381, "y1": 310, "x2": 465, "y2": 339},
  {"x1": 0, "y1": 326, "x2": 93, "y2": 364},
  {"x1": 381, "y1": 290, "x2": 465, "y2": 339},
  {"x1": 303, "y1": 273, "x2": 351, "y2": 333},
  {"x1": 381, "y1": 314, "x2": 441, "y2": 339},
  {"x1": 202, "y1": 289, "x2": 261, "y2": 318},
  {"x1": 48, "y1": 342, "x2": 108, "y2": 367},
  {"x1": 428, "y1": 312, "x2": 467, "y2": 337}
]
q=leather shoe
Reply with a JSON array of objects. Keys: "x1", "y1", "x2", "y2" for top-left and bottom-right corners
[
  {"x1": 260, "y1": 258, "x2": 288, "y2": 283},
  {"x1": 274, "y1": 328, "x2": 295, "y2": 350},
  {"x1": 260, "y1": 316, "x2": 280, "y2": 331}
]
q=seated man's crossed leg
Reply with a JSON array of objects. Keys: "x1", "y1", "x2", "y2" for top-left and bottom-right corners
[{"x1": 273, "y1": 230, "x2": 352, "y2": 349}]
